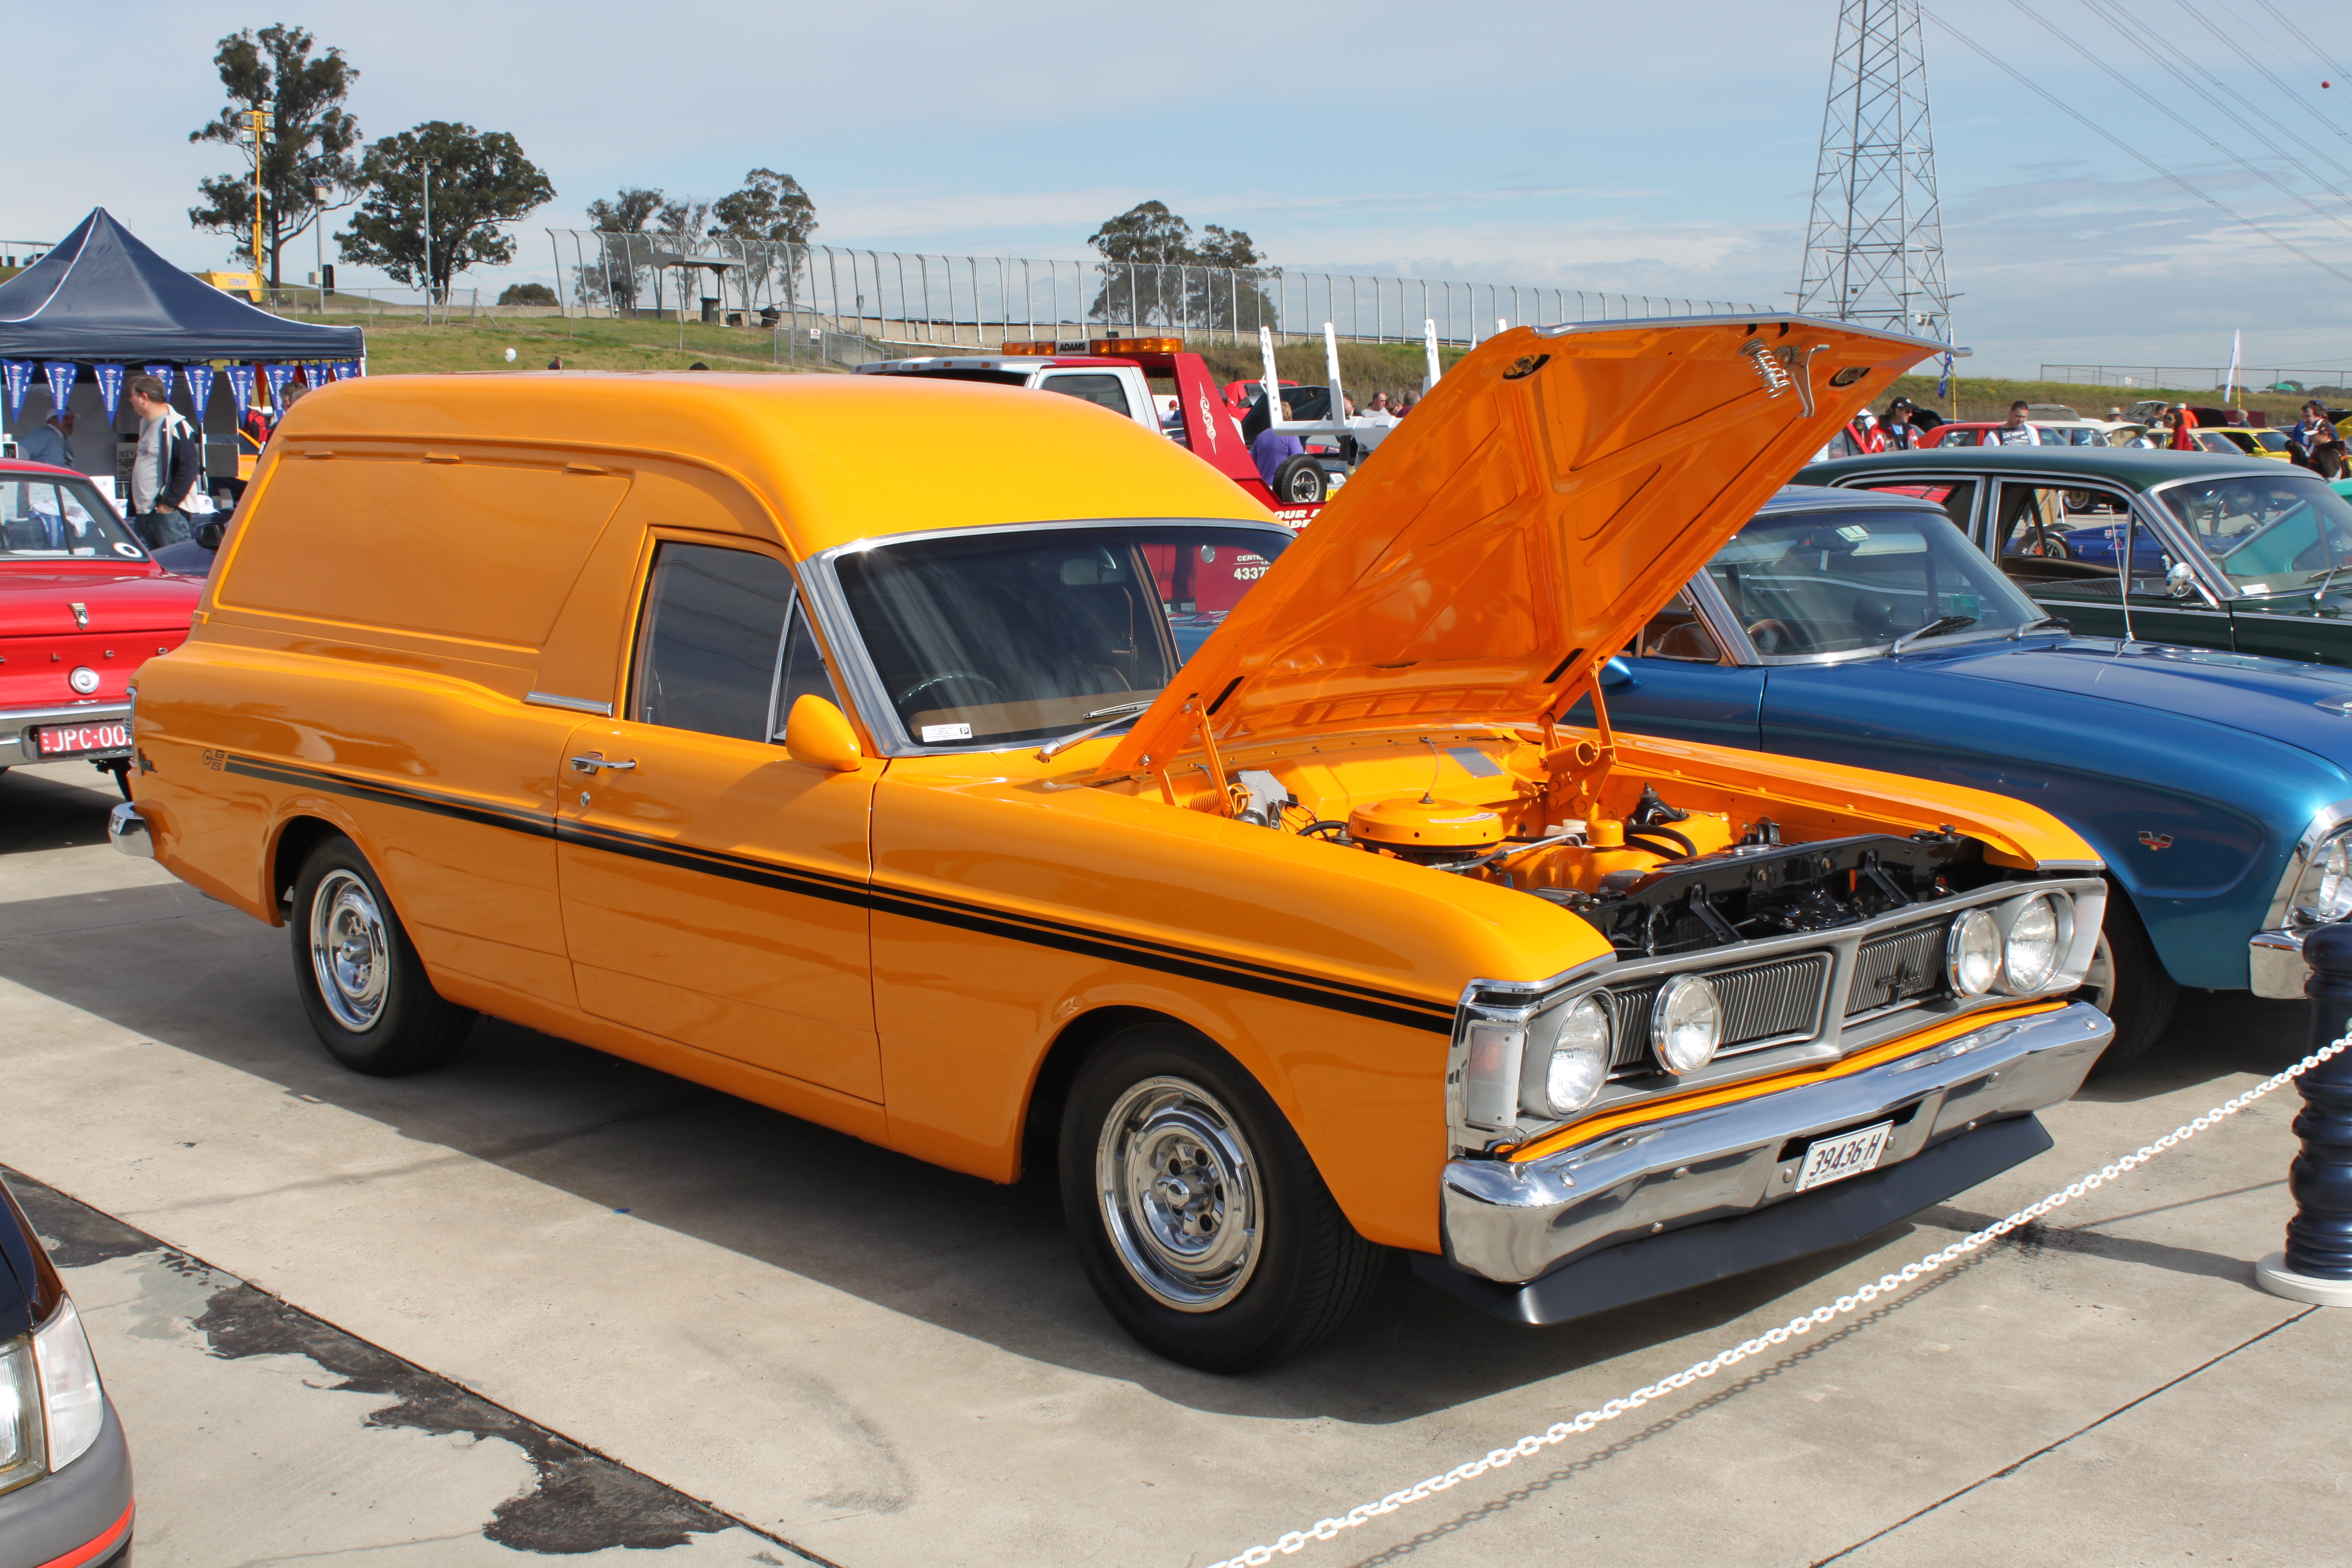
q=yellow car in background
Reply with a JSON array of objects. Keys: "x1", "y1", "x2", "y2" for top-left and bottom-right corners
[{"x1": 2195, "y1": 427, "x2": 2295, "y2": 461}]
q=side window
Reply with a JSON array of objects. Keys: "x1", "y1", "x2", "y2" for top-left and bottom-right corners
[
  {"x1": 1038, "y1": 373, "x2": 1132, "y2": 418},
  {"x1": 632, "y1": 543, "x2": 795, "y2": 741},
  {"x1": 1991, "y1": 483, "x2": 2135, "y2": 575},
  {"x1": 1859, "y1": 480, "x2": 1977, "y2": 539},
  {"x1": 774, "y1": 600, "x2": 842, "y2": 736},
  {"x1": 1633, "y1": 588, "x2": 1723, "y2": 662}
]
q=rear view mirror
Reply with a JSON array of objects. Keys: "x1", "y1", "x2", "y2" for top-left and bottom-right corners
[{"x1": 785, "y1": 695, "x2": 863, "y2": 773}]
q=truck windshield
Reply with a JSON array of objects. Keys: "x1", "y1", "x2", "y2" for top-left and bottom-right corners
[
  {"x1": 0, "y1": 477, "x2": 147, "y2": 561},
  {"x1": 835, "y1": 524, "x2": 1286, "y2": 748}
]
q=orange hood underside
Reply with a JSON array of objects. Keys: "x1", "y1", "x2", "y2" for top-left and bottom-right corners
[{"x1": 1099, "y1": 315, "x2": 1957, "y2": 777}]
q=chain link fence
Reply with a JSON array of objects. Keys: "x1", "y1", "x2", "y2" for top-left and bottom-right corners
[
  {"x1": 2043, "y1": 363, "x2": 2352, "y2": 395},
  {"x1": 547, "y1": 230, "x2": 1756, "y2": 357}
]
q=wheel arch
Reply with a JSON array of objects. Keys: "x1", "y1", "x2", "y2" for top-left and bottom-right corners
[
  {"x1": 267, "y1": 812, "x2": 355, "y2": 926},
  {"x1": 1018, "y1": 1004, "x2": 1180, "y2": 1182}
]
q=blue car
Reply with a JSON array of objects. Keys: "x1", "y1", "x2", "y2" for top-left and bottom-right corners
[{"x1": 1591, "y1": 485, "x2": 2352, "y2": 1064}]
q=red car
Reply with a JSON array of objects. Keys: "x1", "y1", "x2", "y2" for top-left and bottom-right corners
[{"x1": 0, "y1": 459, "x2": 200, "y2": 794}]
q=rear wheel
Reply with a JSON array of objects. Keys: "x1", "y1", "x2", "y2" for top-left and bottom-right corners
[
  {"x1": 1272, "y1": 455, "x2": 1327, "y2": 506},
  {"x1": 2081, "y1": 890, "x2": 2177, "y2": 1072},
  {"x1": 290, "y1": 837, "x2": 475, "y2": 1075},
  {"x1": 1060, "y1": 1022, "x2": 1381, "y2": 1372}
]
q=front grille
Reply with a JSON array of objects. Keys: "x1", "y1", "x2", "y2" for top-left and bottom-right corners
[
  {"x1": 1604, "y1": 951, "x2": 1831, "y2": 1074},
  {"x1": 1846, "y1": 918, "x2": 1952, "y2": 1015}
]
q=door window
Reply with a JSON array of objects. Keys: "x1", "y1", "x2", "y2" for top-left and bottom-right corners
[
  {"x1": 1990, "y1": 483, "x2": 2137, "y2": 571},
  {"x1": 632, "y1": 542, "x2": 838, "y2": 742},
  {"x1": 1038, "y1": 373, "x2": 1132, "y2": 418}
]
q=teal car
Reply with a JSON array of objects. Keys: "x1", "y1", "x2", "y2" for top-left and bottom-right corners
[{"x1": 1799, "y1": 446, "x2": 2352, "y2": 667}]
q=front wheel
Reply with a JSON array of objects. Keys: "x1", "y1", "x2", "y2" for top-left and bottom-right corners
[
  {"x1": 1060, "y1": 1022, "x2": 1382, "y2": 1372},
  {"x1": 2080, "y1": 891, "x2": 2177, "y2": 1072},
  {"x1": 290, "y1": 836, "x2": 476, "y2": 1076}
]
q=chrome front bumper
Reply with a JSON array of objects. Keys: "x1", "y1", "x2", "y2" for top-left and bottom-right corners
[
  {"x1": 2249, "y1": 926, "x2": 2329, "y2": 1000},
  {"x1": 0, "y1": 700, "x2": 133, "y2": 763},
  {"x1": 1435, "y1": 1001, "x2": 2111, "y2": 1296}
]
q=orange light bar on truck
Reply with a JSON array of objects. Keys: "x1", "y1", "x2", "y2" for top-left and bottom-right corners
[
  {"x1": 1087, "y1": 337, "x2": 1183, "y2": 355},
  {"x1": 999, "y1": 340, "x2": 1058, "y2": 355}
]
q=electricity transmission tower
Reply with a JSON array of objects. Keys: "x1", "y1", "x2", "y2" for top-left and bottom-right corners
[{"x1": 1795, "y1": 0, "x2": 1952, "y2": 341}]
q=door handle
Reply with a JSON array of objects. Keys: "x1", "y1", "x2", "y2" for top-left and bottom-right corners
[{"x1": 569, "y1": 754, "x2": 637, "y2": 775}]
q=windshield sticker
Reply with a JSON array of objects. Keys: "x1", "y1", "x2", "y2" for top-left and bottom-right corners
[
  {"x1": 1836, "y1": 525, "x2": 1870, "y2": 541},
  {"x1": 920, "y1": 723, "x2": 974, "y2": 742}
]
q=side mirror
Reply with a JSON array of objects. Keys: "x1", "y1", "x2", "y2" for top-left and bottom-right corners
[
  {"x1": 2166, "y1": 561, "x2": 2194, "y2": 598},
  {"x1": 784, "y1": 695, "x2": 863, "y2": 773},
  {"x1": 196, "y1": 519, "x2": 226, "y2": 551},
  {"x1": 1598, "y1": 655, "x2": 1635, "y2": 689}
]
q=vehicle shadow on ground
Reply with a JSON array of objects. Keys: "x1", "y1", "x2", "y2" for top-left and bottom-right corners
[{"x1": 0, "y1": 772, "x2": 2308, "y2": 1425}]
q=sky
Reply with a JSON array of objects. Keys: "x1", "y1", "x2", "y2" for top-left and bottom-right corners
[{"x1": 13, "y1": 0, "x2": 2352, "y2": 380}]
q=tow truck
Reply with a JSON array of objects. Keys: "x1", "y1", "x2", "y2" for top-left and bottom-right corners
[{"x1": 855, "y1": 326, "x2": 1437, "y2": 527}]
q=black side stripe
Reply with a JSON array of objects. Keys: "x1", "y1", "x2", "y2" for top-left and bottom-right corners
[{"x1": 233, "y1": 754, "x2": 1459, "y2": 1033}]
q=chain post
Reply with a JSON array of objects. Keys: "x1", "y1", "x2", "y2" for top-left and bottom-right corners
[{"x1": 2258, "y1": 920, "x2": 2352, "y2": 1305}]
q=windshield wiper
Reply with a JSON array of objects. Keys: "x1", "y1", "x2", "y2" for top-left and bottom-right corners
[
  {"x1": 1034, "y1": 700, "x2": 1155, "y2": 762},
  {"x1": 1887, "y1": 615, "x2": 1978, "y2": 655},
  {"x1": 2010, "y1": 615, "x2": 2071, "y2": 640}
]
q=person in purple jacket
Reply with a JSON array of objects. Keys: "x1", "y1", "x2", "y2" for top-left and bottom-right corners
[{"x1": 1251, "y1": 399, "x2": 1304, "y2": 487}]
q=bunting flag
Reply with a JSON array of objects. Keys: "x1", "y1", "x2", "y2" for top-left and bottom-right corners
[
  {"x1": 185, "y1": 363, "x2": 216, "y2": 418},
  {"x1": 92, "y1": 364, "x2": 125, "y2": 422},
  {"x1": 264, "y1": 363, "x2": 298, "y2": 406},
  {"x1": 42, "y1": 362, "x2": 75, "y2": 416},
  {"x1": 1937, "y1": 350, "x2": 1953, "y2": 400},
  {"x1": 143, "y1": 364, "x2": 177, "y2": 404},
  {"x1": 336, "y1": 359, "x2": 361, "y2": 382},
  {"x1": 225, "y1": 363, "x2": 255, "y2": 417},
  {"x1": 0, "y1": 360, "x2": 30, "y2": 421}
]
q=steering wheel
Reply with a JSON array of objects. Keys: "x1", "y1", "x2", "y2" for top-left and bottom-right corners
[
  {"x1": 894, "y1": 671, "x2": 1006, "y2": 711},
  {"x1": 1746, "y1": 618, "x2": 1813, "y2": 654}
]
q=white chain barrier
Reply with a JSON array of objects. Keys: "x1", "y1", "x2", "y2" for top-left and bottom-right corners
[{"x1": 1205, "y1": 1029, "x2": 2352, "y2": 1568}]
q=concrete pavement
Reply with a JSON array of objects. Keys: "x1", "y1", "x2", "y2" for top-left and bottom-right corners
[{"x1": 0, "y1": 757, "x2": 2342, "y2": 1566}]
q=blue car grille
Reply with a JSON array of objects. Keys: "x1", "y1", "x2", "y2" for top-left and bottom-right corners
[
  {"x1": 1603, "y1": 952, "x2": 1831, "y2": 1075},
  {"x1": 1846, "y1": 918, "x2": 1953, "y2": 1016}
]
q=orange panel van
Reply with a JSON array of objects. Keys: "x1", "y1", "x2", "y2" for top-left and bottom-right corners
[{"x1": 113, "y1": 317, "x2": 2112, "y2": 1369}]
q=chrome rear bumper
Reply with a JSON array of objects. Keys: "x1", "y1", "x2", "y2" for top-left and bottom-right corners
[{"x1": 1432, "y1": 1001, "x2": 2110, "y2": 1307}]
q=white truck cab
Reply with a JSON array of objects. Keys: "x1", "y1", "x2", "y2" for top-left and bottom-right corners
[{"x1": 854, "y1": 352, "x2": 1160, "y2": 434}]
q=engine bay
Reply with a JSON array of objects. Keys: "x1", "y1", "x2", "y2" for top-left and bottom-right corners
[{"x1": 1113, "y1": 723, "x2": 2026, "y2": 957}]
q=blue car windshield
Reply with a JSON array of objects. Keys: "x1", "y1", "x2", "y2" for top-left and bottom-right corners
[
  {"x1": 2157, "y1": 473, "x2": 2352, "y2": 594},
  {"x1": 1709, "y1": 507, "x2": 2044, "y2": 656}
]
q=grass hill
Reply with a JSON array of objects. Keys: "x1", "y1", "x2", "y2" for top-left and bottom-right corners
[{"x1": 334, "y1": 312, "x2": 821, "y2": 375}]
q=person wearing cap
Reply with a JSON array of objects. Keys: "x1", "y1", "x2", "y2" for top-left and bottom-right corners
[
  {"x1": 1880, "y1": 399, "x2": 1921, "y2": 448},
  {"x1": 16, "y1": 407, "x2": 74, "y2": 469}
]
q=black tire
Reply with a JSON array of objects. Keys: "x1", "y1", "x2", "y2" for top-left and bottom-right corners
[
  {"x1": 290, "y1": 836, "x2": 475, "y2": 1076},
  {"x1": 1059, "y1": 1022, "x2": 1382, "y2": 1372},
  {"x1": 1271, "y1": 455, "x2": 1327, "y2": 506},
  {"x1": 2082, "y1": 888, "x2": 2177, "y2": 1072}
]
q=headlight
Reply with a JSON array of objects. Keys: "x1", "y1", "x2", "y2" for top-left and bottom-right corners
[
  {"x1": 2313, "y1": 835, "x2": 2352, "y2": 921},
  {"x1": 32, "y1": 1299, "x2": 102, "y2": 1471},
  {"x1": 1525, "y1": 995, "x2": 1612, "y2": 1118},
  {"x1": 2004, "y1": 895, "x2": 2062, "y2": 992},
  {"x1": 1651, "y1": 974, "x2": 1722, "y2": 1075},
  {"x1": 1948, "y1": 908, "x2": 2001, "y2": 996},
  {"x1": 0, "y1": 1337, "x2": 41, "y2": 1494}
]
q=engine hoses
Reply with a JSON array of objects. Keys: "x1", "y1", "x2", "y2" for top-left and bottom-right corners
[
  {"x1": 1298, "y1": 820, "x2": 1350, "y2": 839},
  {"x1": 1625, "y1": 826, "x2": 1696, "y2": 860}
]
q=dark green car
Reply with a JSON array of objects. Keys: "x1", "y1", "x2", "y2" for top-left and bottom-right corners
[{"x1": 1796, "y1": 447, "x2": 2352, "y2": 665}]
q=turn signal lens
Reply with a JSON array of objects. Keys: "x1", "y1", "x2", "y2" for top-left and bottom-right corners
[
  {"x1": 32, "y1": 1299, "x2": 103, "y2": 1471},
  {"x1": 2004, "y1": 895, "x2": 2062, "y2": 992},
  {"x1": 1651, "y1": 974, "x2": 1723, "y2": 1075},
  {"x1": 1948, "y1": 908, "x2": 2001, "y2": 996},
  {"x1": 1538, "y1": 996, "x2": 1612, "y2": 1117}
]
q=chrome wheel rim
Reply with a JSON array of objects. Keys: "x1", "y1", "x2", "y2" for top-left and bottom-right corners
[
  {"x1": 309, "y1": 869, "x2": 389, "y2": 1031},
  {"x1": 2078, "y1": 931, "x2": 2116, "y2": 1015},
  {"x1": 1097, "y1": 1076, "x2": 1261, "y2": 1312}
]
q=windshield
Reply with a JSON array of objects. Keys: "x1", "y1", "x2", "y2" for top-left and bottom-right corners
[
  {"x1": 1707, "y1": 506, "x2": 2043, "y2": 656},
  {"x1": 0, "y1": 476, "x2": 147, "y2": 561},
  {"x1": 2158, "y1": 473, "x2": 2352, "y2": 593},
  {"x1": 836, "y1": 524, "x2": 1287, "y2": 747}
]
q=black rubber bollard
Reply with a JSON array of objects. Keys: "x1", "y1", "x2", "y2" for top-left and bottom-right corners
[{"x1": 2256, "y1": 919, "x2": 2352, "y2": 1306}]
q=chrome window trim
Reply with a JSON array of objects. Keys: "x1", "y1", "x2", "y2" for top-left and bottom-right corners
[
  {"x1": 524, "y1": 691, "x2": 614, "y2": 717},
  {"x1": 2263, "y1": 798, "x2": 2352, "y2": 930},
  {"x1": 1443, "y1": 874, "x2": 2106, "y2": 1154},
  {"x1": 793, "y1": 516, "x2": 1294, "y2": 758}
]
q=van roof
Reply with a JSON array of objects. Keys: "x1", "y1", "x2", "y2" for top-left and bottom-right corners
[{"x1": 267, "y1": 370, "x2": 1270, "y2": 557}]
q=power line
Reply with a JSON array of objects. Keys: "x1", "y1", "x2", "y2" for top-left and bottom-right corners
[
  {"x1": 2252, "y1": 0, "x2": 2352, "y2": 99},
  {"x1": 2001, "y1": 0, "x2": 2352, "y2": 247},
  {"x1": 1917, "y1": 4, "x2": 2352, "y2": 289},
  {"x1": 2096, "y1": 0, "x2": 2352, "y2": 195},
  {"x1": 2170, "y1": 0, "x2": 2352, "y2": 155}
]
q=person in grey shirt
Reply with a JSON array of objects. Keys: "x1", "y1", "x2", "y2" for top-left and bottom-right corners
[
  {"x1": 16, "y1": 409, "x2": 74, "y2": 469},
  {"x1": 125, "y1": 374, "x2": 200, "y2": 546}
]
